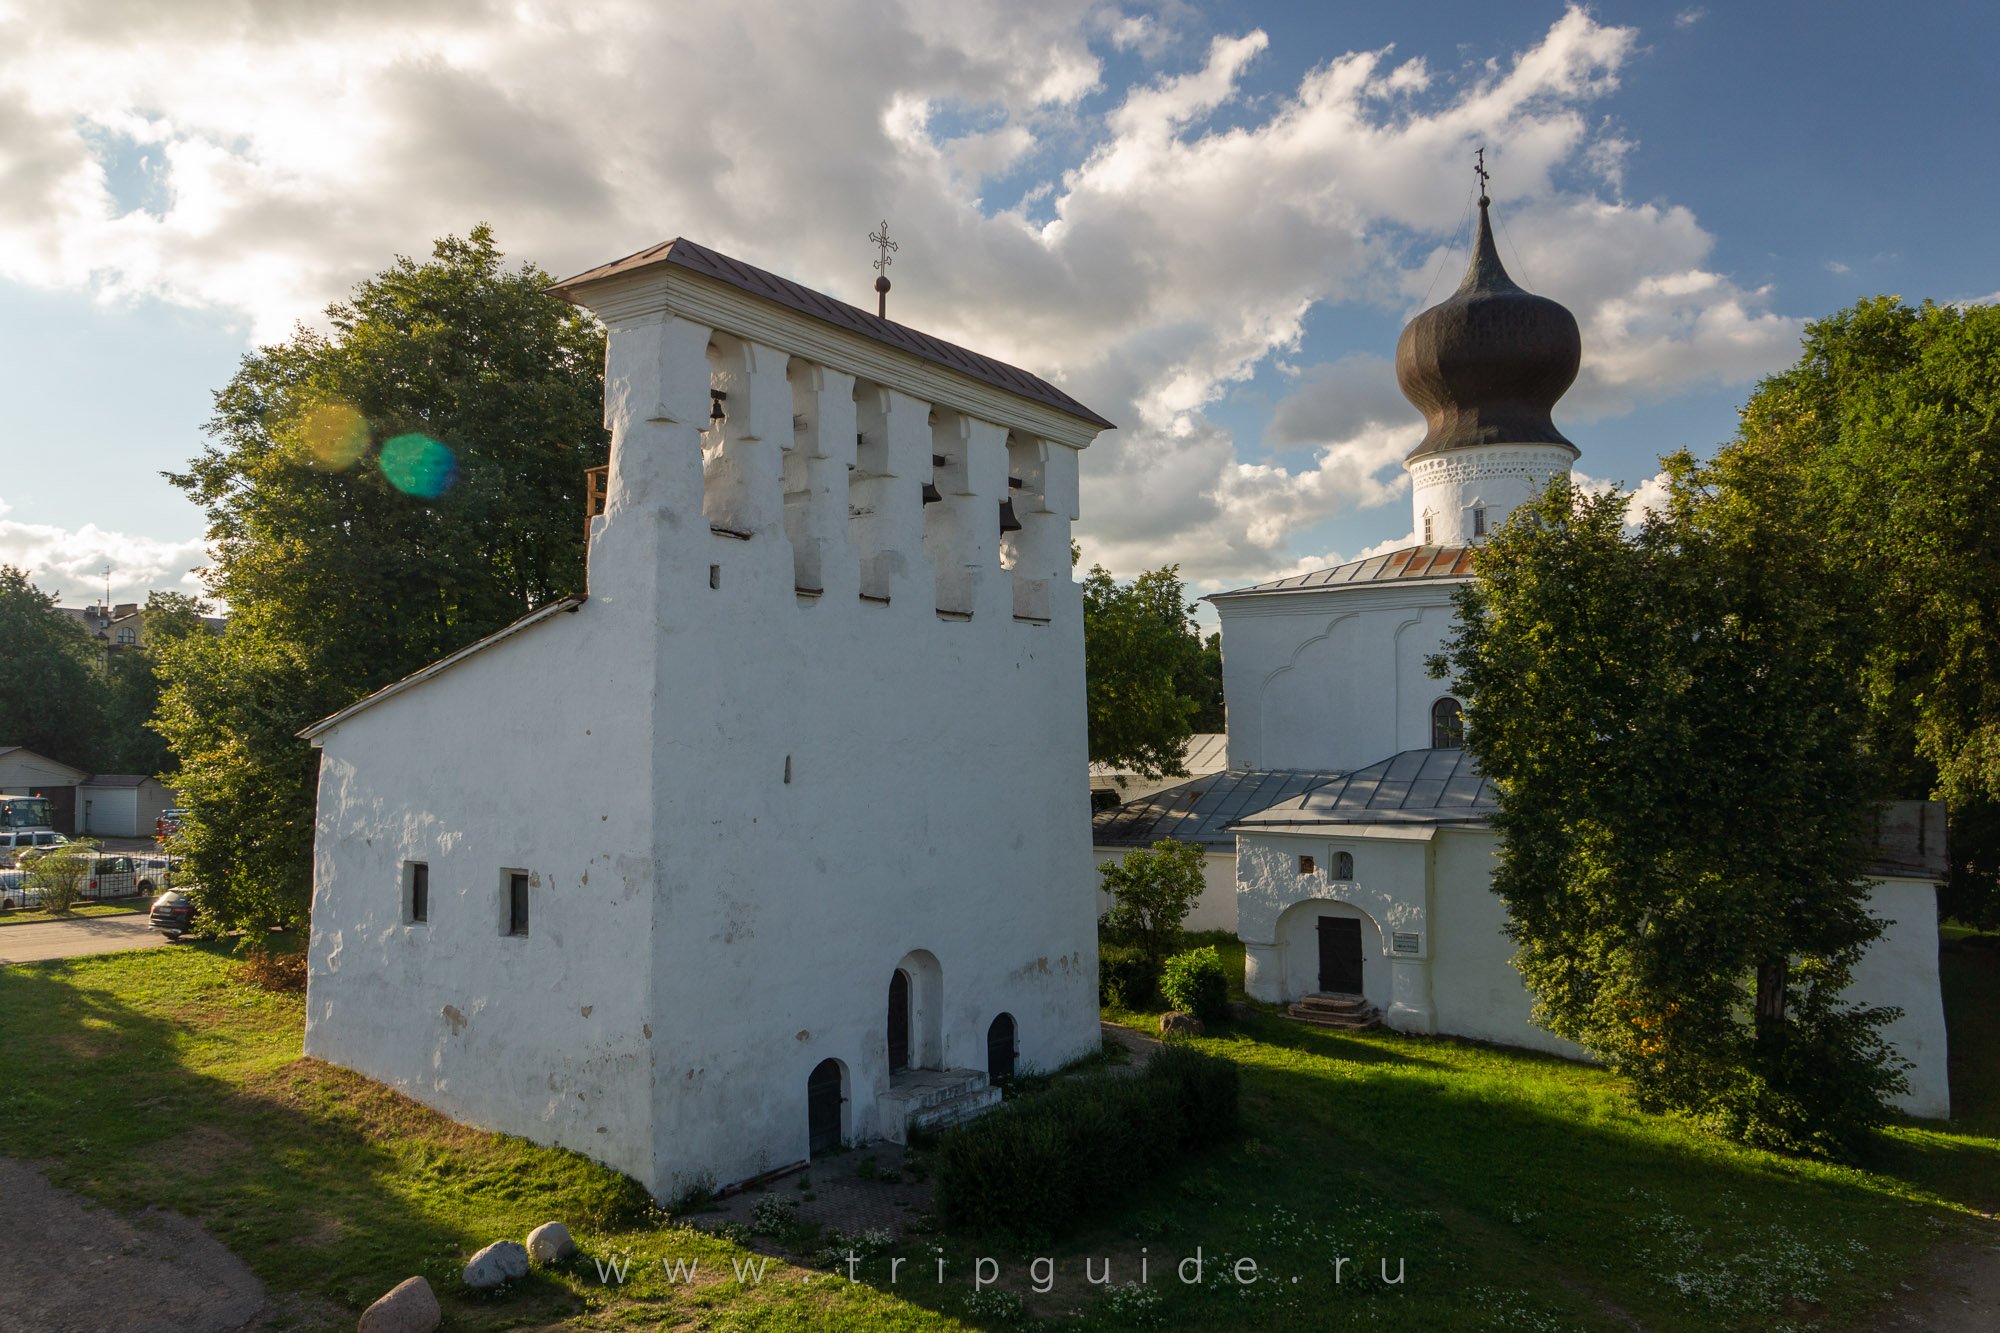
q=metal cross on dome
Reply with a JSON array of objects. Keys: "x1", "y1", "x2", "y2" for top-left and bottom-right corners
[
  {"x1": 1474, "y1": 147, "x2": 1490, "y2": 203},
  {"x1": 870, "y1": 221, "x2": 898, "y2": 317}
]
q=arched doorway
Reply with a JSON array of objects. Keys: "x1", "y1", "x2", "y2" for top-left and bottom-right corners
[
  {"x1": 986, "y1": 1013, "x2": 1016, "y2": 1081},
  {"x1": 887, "y1": 970, "x2": 911, "y2": 1074},
  {"x1": 807, "y1": 1059, "x2": 844, "y2": 1156}
]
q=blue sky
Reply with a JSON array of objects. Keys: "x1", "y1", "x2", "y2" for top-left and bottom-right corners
[{"x1": 2, "y1": 2, "x2": 1995, "y2": 609}]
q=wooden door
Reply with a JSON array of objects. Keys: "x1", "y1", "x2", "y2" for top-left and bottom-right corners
[
  {"x1": 887, "y1": 970, "x2": 911, "y2": 1073},
  {"x1": 807, "y1": 1060, "x2": 842, "y2": 1156},
  {"x1": 1317, "y1": 917, "x2": 1364, "y2": 995}
]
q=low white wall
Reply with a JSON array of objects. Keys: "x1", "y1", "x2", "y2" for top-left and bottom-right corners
[
  {"x1": 1092, "y1": 847, "x2": 1237, "y2": 934},
  {"x1": 1849, "y1": 878, "x2": 1950, "y2": 1119}
]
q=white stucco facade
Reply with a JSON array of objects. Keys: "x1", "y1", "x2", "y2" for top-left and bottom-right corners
[
  {"x1": 1235, "y1": 820, "x2": 1951, "y2": 1119},
  {"x1": 1407, "y1": 443, "x2": 1573, "y2": 547},
  {"x1": 1216, "y1": 581, "x2": 1463, "y2": 773},
  {"x1": 301, "y1": 245, "x2": 1107, "y2": 1197}
]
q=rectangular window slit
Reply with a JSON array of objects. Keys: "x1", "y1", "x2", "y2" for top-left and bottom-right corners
[
  {"x1": 508, "y1": 873, "x2": 529, "y2": 937},
  {"x1": 709, "y1": 565, "x2": 720, "y2": 589},
  {"x1": 409, "y1": 862, "x2": 429, "y2": 923}
]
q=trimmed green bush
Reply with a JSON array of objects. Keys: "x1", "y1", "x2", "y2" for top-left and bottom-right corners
[
  {"x1": 1159, "y1": 945, "x2": 1228, "y2": 1022},
  {"x1": 1098, "y1": 943, "x2": 1160, "y2": 1009},
  {"x1": 932, "y1": 1046, "x2": 1239, "y2": 1240}
]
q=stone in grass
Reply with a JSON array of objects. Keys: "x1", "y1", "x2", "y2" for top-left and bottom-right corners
[
  {"x1": 1159, "y1": 1011, "x2": 1204, "y2": 1037},
  {"x1": 462, "y1": 1239, "x2": 531, "y2": 1289},
  {"x1": 1225, "y1": 1000, "x2": 1256, "y2": 1022},
  {"x1": 526, "y1": 1220, "x2": 576, "y2": 1264},
  {"x1": 357, "y1": 1276, "x2": 440, "y2": 1333}
]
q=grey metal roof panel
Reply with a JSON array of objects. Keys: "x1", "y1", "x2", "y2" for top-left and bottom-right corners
[
  {"x1": 549, "y1": 238, "x2": 1114, "y2": 430},
  {"x1": 1232, "y1": 748, "x2": 1499, "y2": 829},
  {"x1": 1093, "y1": 768, "x2": 1346, "y2": 849}
]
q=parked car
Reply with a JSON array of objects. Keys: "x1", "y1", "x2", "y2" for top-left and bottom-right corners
[
  {"x1": 79, "y1": 855, "x2": 139, "y2": 900},
  {"x1": 149, "y1": 889, "x2": 198, "y2": 939},
  {"x1": 0, "y1": 830, "x2": 66, "y2": 866},
  {"x1": 156, "y1": 808, "x2": 189, "y2": 840},
  {"x1": 134, "y1": 856, "x2": 183, "y2": 894}
]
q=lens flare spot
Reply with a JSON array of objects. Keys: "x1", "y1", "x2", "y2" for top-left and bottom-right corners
[
  {"x1": 302, "y1": 401, "x2": 368, "y2": 470},
  {"x1": 380, "y1": 434, "x2": 458, "y2": 497}
]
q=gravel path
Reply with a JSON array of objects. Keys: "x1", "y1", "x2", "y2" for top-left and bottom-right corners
[{"x1": 0, "y1": 1159, "x2": 266, "y2": 1333}]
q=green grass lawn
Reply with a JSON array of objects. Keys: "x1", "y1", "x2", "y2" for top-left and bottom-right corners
[
  {"x1": 2, "y1": 935, "x2": 1997, "y2": 1331},
  {"x1": 0, "y1": 894, "x2": 151, "y2": 926}
]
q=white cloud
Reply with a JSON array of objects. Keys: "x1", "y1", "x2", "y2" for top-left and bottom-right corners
[
  {"x1": 1572, "y1": 469, "x2": 1674, "y2": 527},
  {"x1": 0, "y1": 2, "x2": 1804, "y2": 590},
  {"x1": 0, "y1": 500, "x2": 213, "y2": 608}
]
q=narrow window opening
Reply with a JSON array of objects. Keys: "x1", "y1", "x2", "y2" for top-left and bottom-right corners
[
  {"x1": 1473, "y1": 506, "x2": 1487, "y2": 538},
  {"x1": 1333, "y1": 850, "x2": 1354, "y2": 880},
  {"x1": 409, "y1": 861, "x2": 429, "y2": 923},
  {"x1": 507, "y1": 872, "x2": 530, "y2": 937},
  {"x1": 708, "y1": 564, "x2": 720, "y2": 589},
  {"x1": 1432, "y1": 697, "x2": 1465, "y2": 750},
  {"x1": 783, "y1": 755, "x2": 792, "y2": 784},
  {"x1": 1423, "y1": 513, "x2": 1433, "y2": 544},
  {"x1": 1299, "y1": 855, "x2": 1315, "y2": 875}
]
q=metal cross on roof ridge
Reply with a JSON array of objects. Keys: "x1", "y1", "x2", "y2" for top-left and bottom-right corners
[
  {"x1": 1474, "y1": 147, "x2": 1490, "y2": 204},
  {"x1": 870, "y1": 221, "x2": 898, "y2": 274}
]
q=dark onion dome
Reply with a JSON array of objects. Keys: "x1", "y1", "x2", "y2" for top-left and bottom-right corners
[{"x1": 1395, "y1": 197, "x2": 1581, "y2": 462}]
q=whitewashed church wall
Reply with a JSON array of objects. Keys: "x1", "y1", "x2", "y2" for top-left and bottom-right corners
[
  {"x1": 1425, "y1": 830, "x2": 1580, "y2": 1058},
  {"x1": 303, "y1": 600, "x2": 661, "y2": 1186},
  {"x1": 1849, "y1": 879, "x2": 1950, "y2": 1119},
  {"x1": 305, "y1": 293, "x2": 1102, "y2": 1198},
  {"x1": 1217, "y1": 584, "x2": 1460, "y2": 772},
  {"x1": 1407, "y1": 445, "x2": 1572, "y2": 547},
  {"x1": 1234, "y1": 832, "x2": 1429, "y2": 1007},
  {"x1": 1092, "y1": 848, "x2": 1238, "y2": 934}
]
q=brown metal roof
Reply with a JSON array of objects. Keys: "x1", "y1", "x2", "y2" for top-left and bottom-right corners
[
  {"x1": 1209, "y1": 545, "x2": 1476, "y2": 600},
  {"x1": 548, "y1": 238, "x2": 1114, "y2": 431}
]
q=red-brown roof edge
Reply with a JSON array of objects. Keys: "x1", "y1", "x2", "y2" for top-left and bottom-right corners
[{"x1": 548, "y1": 238, "x2": 1115, "y2": 431}]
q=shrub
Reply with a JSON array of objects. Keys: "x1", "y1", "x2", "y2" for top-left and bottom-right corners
[
  {"x1": 931, "y1": 1046, "x2": 1239, "y2": 1241},
  {"x1": 233, "y1": 936, "x2": 308, "y2": 992},
  {"x1": 1099, "y1": 944, "x2": 1160, "y2": 1009},
  {"x1": 1097, "y1": 840, "x2": 1205, "y2": 972},
  {"x1": 26, "y1": 842, "x2": 97, "y2": 913},
  {"x1": 1159, "y1": 946, "x2": 1228, "y2": 1023}
]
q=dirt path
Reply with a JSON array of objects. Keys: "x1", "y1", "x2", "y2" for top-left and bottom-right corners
[
  {"x1": 1873, "y1": 1235, "x2": 2000, "y2": 1331},
  {"x1": 0, "y1": 913, "x2": 166, "y2": 966},
  {"x1": 0, "y1": 1158, "x2": 266, "y2": 1333}
]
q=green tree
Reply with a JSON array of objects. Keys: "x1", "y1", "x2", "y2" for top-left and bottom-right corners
[
  {"x1": 25, "y1": 839, "x2": 99, "y2": 914},
  {"x1": 1433, "y1": 474, "x2": 1905, "y2": 1157},
  {"x1": 1712, "y1": 296, "x2": 2000, "y2": 925},
  {"x1": 100, "y1": 594, "x2": 214, "y2": 777},
  {"x1": 1098, "y1": 838, "x2": 1207, "y2": 972},
  {"x1": 1082, "y1": 564, "x2": 1218, "y2": 778},
  {"x1": 158, "y1": 226, "x2": 609, "y2": 928},
  {"x1": 0, "y1": 566, "x2": 106, "y2": 769}
]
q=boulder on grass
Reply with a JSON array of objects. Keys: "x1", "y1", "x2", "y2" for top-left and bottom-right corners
[
  {"x1": 526, "y1": 1220, "x2": 576, "y2": 1264},
  {"x1": 462, "y1": 1239, "x2": 530, "y2": 1289},
  {"x1": 357, "y1": 1276, "x2": 440, "y2": 1333},
  {"x1": 1226, "y1": 1000, "x2": 1256, "y2": 1022},
  {"x1": 1159, "y1": 1011, "x2": 1205, "y2": 1037}
]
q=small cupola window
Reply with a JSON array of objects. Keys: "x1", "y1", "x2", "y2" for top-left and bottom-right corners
[
  {"x1": 1472, "y1": 506, "x2": 1487, "y2": 538},
  {"x1": 1432, "y1": 697, "x2": 1465, "y2": 749}
]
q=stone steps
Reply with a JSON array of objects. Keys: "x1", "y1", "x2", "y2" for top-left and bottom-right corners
[
  {"x1": 877, "y1": 1068, "x2": 1002, "y2": 1144},
  {"x1": 1287, "y1": 992, "x2": 1381, "y2": 1030}
]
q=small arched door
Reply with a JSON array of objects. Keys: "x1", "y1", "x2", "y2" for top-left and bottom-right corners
[
  {"x1": 887, "y1": 969, "x2": 911, "y2": 1074},
  {"x1": 987, "y1": 1013, "x2": 1016, "y2": 1082},
  {"x1": 807, "y1": 1059, "x2": 843, "y2": 1156}
]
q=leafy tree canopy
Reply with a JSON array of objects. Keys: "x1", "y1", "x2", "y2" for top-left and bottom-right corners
[
  {"x1": 1709, "y1": 295, "x2": 2000, "y2": 923},
  {"x1": 1083, "y1": 564, "x2": 1221, "y2": 779},
  {"x1": 0, "y1": 566, "x2": 106, "y2": 770},
  {"x1": 157, "y1": 226, "x2": 608, "y2": 927},
  {"x1": 1433, "y1": 473, "x2": 1905, "y2": 1156}
]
